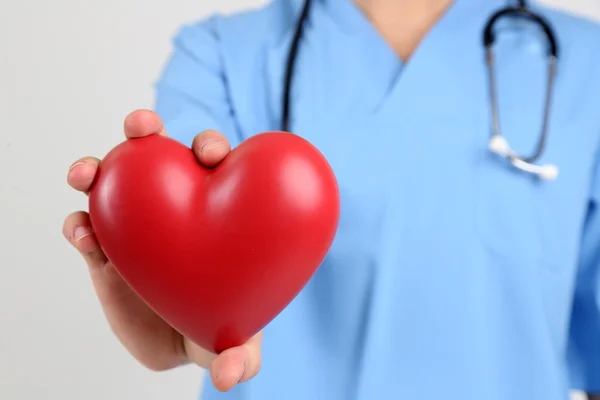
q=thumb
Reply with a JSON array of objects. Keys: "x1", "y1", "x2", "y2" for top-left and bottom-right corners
[
  {"x1": 123, "y1": 110, "x2": 168, "y2": 139},
  {"x1": 209, "y1": 332, "x2": 263, "y2": 392},
  {"x1": 192, "y1": 130, "x2": 232, "y2": 168}
]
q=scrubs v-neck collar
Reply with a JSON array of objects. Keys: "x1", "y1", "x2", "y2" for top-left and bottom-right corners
[{"x1": 318, "y1": 0, "x2": 490, "y2": 118}]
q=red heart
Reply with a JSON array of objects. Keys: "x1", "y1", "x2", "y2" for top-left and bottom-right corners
[{"x1": 88, "y1": 132, "x2": 340, "y2": 353}]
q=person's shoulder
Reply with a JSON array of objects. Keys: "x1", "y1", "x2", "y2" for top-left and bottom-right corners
[
  {"x1": 172, "y1": 0, "x2": 299, "y2": 54},
  {"x1": 535, "y1": 6, "x2": 600, "y2": 144},
  {"x1": 536, "y1": 3, "x2": 600, "y2": 32},
  {"x1": 534, "y1": 3, "x2": 600, "y2": 54},
  {"x1": 166, "y1": 0, "x2": 300, "y2": 83},
  {"x1": 533, "y1": 4, "x2": 600, "y2": 95},
  {"x1": 216, "y1": 0, "x2": 301, "y2": 38}
]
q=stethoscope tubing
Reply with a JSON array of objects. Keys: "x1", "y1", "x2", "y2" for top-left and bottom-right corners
[{"x1": 281, "y1": 0, "x2": 560, "y2": 179}]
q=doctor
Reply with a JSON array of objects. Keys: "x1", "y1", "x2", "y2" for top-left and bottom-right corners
[{"x1": 64, "y1": 0, "x2": 600, "y2": 399}]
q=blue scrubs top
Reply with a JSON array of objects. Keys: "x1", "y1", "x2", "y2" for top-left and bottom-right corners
[{"x1": 154, "y1": 0, "x2": 600, "y2": 398}]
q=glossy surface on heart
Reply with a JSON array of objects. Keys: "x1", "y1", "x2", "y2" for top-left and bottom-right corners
[{"x1": 88, "y1": 132, "x2": 340, "y2": 353}]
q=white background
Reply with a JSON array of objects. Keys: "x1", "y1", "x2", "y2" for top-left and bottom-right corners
[{"x1": 0, "y1": 0, "x2": 598, "y2": 399}]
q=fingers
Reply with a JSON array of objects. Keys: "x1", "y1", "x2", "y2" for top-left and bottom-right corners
[
  {"x1": 192, "y1": 130, "x2": 231, "y2": 168},
  {"x1": 210, "y1": 332, "x2": 263, "y2": 392},
  {"x1": 122, "y1": 111, "x2": 230, "y2": 167},
  {"x1": 123, "y1": 109, "x2": 167, "y2": 139},
  {"x1": 63, "y1": 211, "x2": 108, "y2": 269},
  {"x1": 67, "y1": 157, "x2": 100, "y2": 195},
  {"x1": 66, "y1": 109, "x2": 166, "y2": 193}
]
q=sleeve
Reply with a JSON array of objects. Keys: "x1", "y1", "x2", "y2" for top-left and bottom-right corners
[
  {"x1": 152, "y1": 17, "x2": 243, "y2": 148},
  {"x1": 568, "y1": 153, "x2": 600, "y2": 392}
]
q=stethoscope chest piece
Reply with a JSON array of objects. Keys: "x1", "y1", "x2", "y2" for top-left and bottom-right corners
[{"x1": 488, "y1": 135, "x2": 559, "y2": 180}]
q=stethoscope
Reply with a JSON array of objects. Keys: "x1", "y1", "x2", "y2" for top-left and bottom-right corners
[{"x1": 281, "y1": 0, "x2": 560, "y2": 180}]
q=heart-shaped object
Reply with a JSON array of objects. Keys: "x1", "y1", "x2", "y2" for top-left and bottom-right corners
[{"x1": 88, "y1": 132, "x2": 340, "y2": 353}]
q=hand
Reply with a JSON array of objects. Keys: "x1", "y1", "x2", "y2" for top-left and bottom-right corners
[{"x1": 63, "y1": 110, "x2": 262, "y2": 391}]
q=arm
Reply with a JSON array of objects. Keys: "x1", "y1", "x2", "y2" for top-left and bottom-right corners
[{"x1": 64, "y1": 15, "x2": 262, "y2": 393}]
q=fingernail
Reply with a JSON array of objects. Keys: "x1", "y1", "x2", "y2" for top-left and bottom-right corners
[
  {"x1": 201, "y1": 139, "x2": 225, "y2": 152},
  {"x1": 73, "y1": 226, "x2": 93, "y2": 242},
  {"x1": 68, "y1": 161, "x2": 85, "y2": 172}
]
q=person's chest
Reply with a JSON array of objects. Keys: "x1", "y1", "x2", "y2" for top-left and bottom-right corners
[{"x1": 224, "y1": 0, "x2": 600, "y2": 276}]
